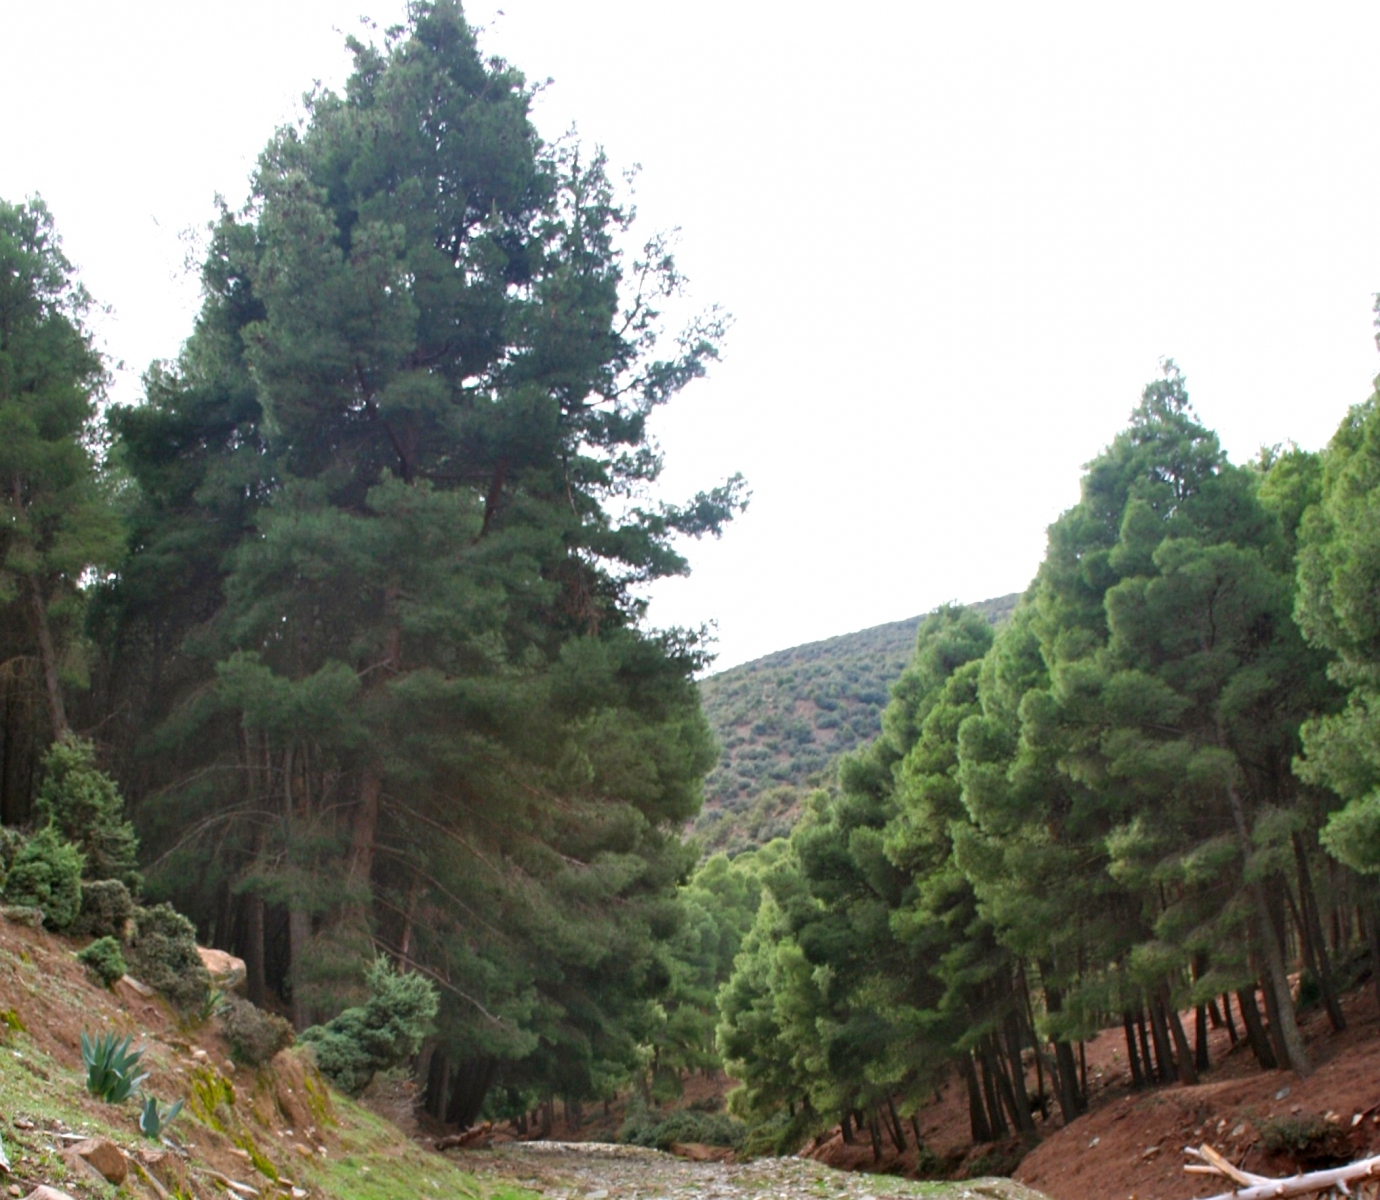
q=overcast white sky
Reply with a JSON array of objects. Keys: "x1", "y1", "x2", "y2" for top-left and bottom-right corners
[{"x1": 3, "y1": 1, "x2": 1379, "y2": 671}]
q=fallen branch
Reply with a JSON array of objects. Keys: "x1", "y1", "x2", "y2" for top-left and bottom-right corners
[
  {"x1": 1185, "y1": 1145, "x2": 1380, "y2": 1200},
  {"x1": 435, "y1": 1121, "x2": 492, "y2": 1151}
]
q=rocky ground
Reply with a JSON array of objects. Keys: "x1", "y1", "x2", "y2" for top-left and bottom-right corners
[{"x1": 468, "y1": 1142, "x2": 1048, "y2": 1200}]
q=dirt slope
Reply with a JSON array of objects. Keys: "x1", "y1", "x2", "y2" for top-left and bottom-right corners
[{"x1": 0, "y1": 911, "x2": 534, "y2": 1200}]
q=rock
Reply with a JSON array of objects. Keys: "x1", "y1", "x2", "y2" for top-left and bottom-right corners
[
  {"x1": 1, "y1": 907, "x2": 43, "y2": 929},
  {"x1": 25, "y1": 1188, "x2": 78, "y2": 1200},
  {"x1": 63, "y1": 1137, "x2": 128, "y2": 1185},
  {"x1": 198, "y1": 946, "x2": 247, "y2": 992},
  {"x1": 118, "y1": 973, "x2": 155, "y2": 997}
]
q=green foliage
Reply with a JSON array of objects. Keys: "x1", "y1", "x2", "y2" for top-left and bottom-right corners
[
  {"x1": 1257, "y1": 1114, "x2": 1350, "y2": 1163},
  {"x1": 616, "y1": 1100, "x2": 745, "y2": 1150},
  {"x1": 138, "y1": 1094, "x2": 184, "y2": 1140},
  {"x1": 300, "y1": 961, "x2": 439, "y2": 1095},
  {"x1": 3, "y1": 827, "x2": 82, "y2": 930},
  {"x1": 219, "y1": 995, "x2": 295, "y2": 1066},
  {"x1": 125, "y1": 903, "x2": 212, "y2": 1013},
  {"x1": 81, "y1": 1030, "x2": 147, "y2": 1103},
  {"x1": 35, "y1": 737, "x2": 140, "y2": 889},
  {"x1": 0, "y1": 197, "x2": 121, "y2": 742},
  {"x1": 72, "y1": 877, "x2": 135, "y2": 938},
  {"x1": 76, "y1": 936, "x2": 127, "y2": 986}
]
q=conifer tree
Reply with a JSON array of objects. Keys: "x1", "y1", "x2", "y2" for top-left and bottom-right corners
[{"x1": 103, "y1": 0, "x2": 741, "y2": 1118}]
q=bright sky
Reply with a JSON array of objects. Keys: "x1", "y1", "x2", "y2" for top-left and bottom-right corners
[{"x1": 4, "y1": 2, "x2": 1379, "y2": 671}]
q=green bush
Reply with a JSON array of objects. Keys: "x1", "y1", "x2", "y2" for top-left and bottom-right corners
[
  {"x1": 72, "y1": 878, "x2": 135, "y2": 938},
  {"x1": 617, "y1": 1103, "x2": 746, "y2": 1151},
  {"x1": 0, "y1": 826, "x2": 26, "y2": 885},
  {"x1": 35, "y1": 737, "x2": 141, "y2": 890},
  {"x1": 3, "y1": 827, "x2": 83, "y2": 930},
  {"x1": 77, "y1": 936, "x2": 127, "y2": 986},
  {"x1": 125, "y1": 903, "x2": 211, "y2": 1013},
  {"x1": 1258, "y1": 1115, "x2": 1351, "y2": 1164},
  {"x1": 220, "y1": 994, "x2": 295, "y2": 1066},
  {"x1": 299, "y1": 960, "x2": 438, "y2": 1095}
]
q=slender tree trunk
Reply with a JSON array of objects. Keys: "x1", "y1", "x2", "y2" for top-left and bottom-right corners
[
  {"x1": 961, "y1": 1053, "x2": 993, "y2": 1143},
  {"x1": 1220, "y1": 993, "x2": 1238, "y2": 1045},
  {"x1": 1364, "y1": 900, "x2": 1380, "y2": 1021},
  {"x1": 1194, "y1": 1004, "x2": 1210, "y2": 1072},
  {"x1": 1147, "y1": 994, "x2": 1176, "y2": 1083},
  {"x1": 1001, "y1": 1014, "x2": 1037, "y2": 1134},
  {"x1": 1293, "y1": 832, "x2": 1345, "y2": 1032},
  {"x1": 1136, "y1": 1008, "x2": 1155, "y2": 1084},
  {"x1": 1225, "y1": 778, "x2": 1312, "y2": 1075},
  {"x1": 840, "y1": 1111, "x2": 854, "y2": 1145},
  {"x1": 1235, "y1": 985, "x2": 1278, "y2": 1069},
  {"x1": 1160, "y1": 984, "x2": 1198, "y2": 1085},
  {"x1": 1123, "y1": 1012, "x2": 1145, "y2": 1087},
  {"x1": 288, "y1": 906, "x2": 312, "y2": 1029},
  {"x1": 978, "y1": 1048, "x2": 1009, "y2": 1138},
  {"x1": 25, "y1": 576, "x2": 66, "y2": 739},
  {"x1": 886, "y1": 1097, "x2": 907, "y2": 1152},
  {"x1": 866, "y1": 1108, "x2": 883, "y2": 1163},
  {"x1": 985, "y1": 1036, "x2": 1033, "y2": 1135}
]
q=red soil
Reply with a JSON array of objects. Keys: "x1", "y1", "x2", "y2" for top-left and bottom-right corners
[{"x1": 803, "y1": 984, "x2": 1380, "y2": 1200}]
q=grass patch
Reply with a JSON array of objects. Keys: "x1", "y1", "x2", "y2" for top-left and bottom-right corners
[{"x1": 295, "y1": 1094, "x2": 541, "y2": 1200}]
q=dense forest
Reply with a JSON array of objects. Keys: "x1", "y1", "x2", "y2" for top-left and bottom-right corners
[
  {"x1": 3, "y1": 0, "x2": 1380, "y2": 1166},
  {"x1": 695, "y1": 595, "x2": 1017, "y2": 856}
]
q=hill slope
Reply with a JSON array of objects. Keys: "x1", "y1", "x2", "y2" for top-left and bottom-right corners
[{"x1": 694, "y1": 594, "x2": 1019, "y2": 853}]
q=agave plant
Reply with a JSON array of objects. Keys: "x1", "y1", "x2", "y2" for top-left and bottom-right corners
[
  {"x1": 80, "y1": 1030, "x2": 148, "y2": 1103},
  {"x1": 138, "y1": 1095, "x2": 184, "y2": 1141}
]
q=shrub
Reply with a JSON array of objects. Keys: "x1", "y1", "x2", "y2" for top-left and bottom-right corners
[
  {"x1": 618, "y1": 1103, "x2": 746, "y2": 1151},
  {"x1": 77, "y1": 936, "x2": 127, "y2": 986},
  {"x1": 299, "y1": 960, "x2": 438, "y2": 1095},
  {"x1": 72, "y1": 878, "x2": 135, "y2": 938},
  {"x1": 3, "y1": 827, "x2": 83, "y2": 930},
  {"x1": 1258, "y1": 1115, "x2": 1351, "y2": 1165},
  {"x1": 0, "y1": 826, "x2": 26, "y2": 885},
  {"x1": 220, "y1": 994, "x2": 295, "y2": 1066},
  {"x1": 35, "y1": 737, "x2": 141, "y2": 890},
  {"x1": 125, "y1": 903, "x2": 211, "y2": 1013},
  {"x1": 81, "y1": 1030, "x2": 147, "y2": 1103}
]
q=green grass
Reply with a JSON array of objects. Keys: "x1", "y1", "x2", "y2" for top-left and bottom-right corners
[{"x1": 296, "y1": 1095, "x2": 542, "y2": 1200}]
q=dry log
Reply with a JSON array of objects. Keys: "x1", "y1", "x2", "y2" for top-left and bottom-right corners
[
  {"x1": 1185, "y1": 1145, "x2": 1380, "y2": 1200},
  {"x1": 434, "y1": 1121, "x2": 492, "y2": 1152}
]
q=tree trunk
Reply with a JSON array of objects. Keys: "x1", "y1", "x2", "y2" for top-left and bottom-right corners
[
  {"x1": 1001, "y1": 1015, "x2": 1037, "y2": 1134},
  {"x1": 1235, "y1": 985, "x2": 1278, "y2": 1069},
  {"x1": 245, "y1": 891, "x2": 267, "y2": 1006},
  {"x1": 1123, "y1": 1012, "x2": 1145, "y2": 1087},
  {"x1": 1220, "y1": 993, "x2": 1238, "y2": 1045},
  {"x1": 1293, "y1": 832, "x2": 1345, "y2": 1033},
  {"x1": 1226, "y1": 778, "x2": 1312, "y2": 1075},
  {"x1": 867, "y1": 1108, "x2": 883, "y2": 1163},
  {"x1": 1194, "y1": 1003, "x2": 1210, "y2": 1073},
  {"x1": 288, "y1": 905, "x2": 312, "y2": 1029},
  {"x1": 885, "y1": 1097, "x2": 907, "y2": 1152},
  {"x1": 1365, "y1": 900, "x2": 1380, "y2": 1022},
  {"x1": 961, "y1": 1053, "x2": 993, "y2": 1144},
  {"x1": 1136, "y1": 1008, "x2": 1155, "y2": 1084},
  {"x1": 978, "y1": 1048, "x2": 1009, "y2": 1139},
  {"x1": 1147, "y1": 994, "x2": 1176, "y2": 1084},
  {"x1": 840, "y1": 1110, "x2": 854, "y2": 1145},
  {"x1": 24, "y1": 575, "x2": 66, "y2": 739},
  {"x1": 1161, "y1": 984, "x2": 1199, "y2": 1085}
]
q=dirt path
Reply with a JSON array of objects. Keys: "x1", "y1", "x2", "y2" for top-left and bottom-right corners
[{"x1": 470, "y1": 1142, "x2": 1049, "y2": 1200}]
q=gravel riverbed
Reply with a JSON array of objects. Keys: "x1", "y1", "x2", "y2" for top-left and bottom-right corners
[{"x1": 466, "y1": 1142, "x2": 1049, "y2": 1200}]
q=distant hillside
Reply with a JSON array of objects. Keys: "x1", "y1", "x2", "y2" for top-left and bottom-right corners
[{"x1": 694, "y1": 594, "x2": 1020, "y2": 854}]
